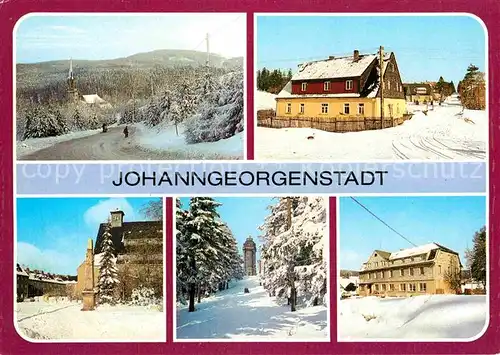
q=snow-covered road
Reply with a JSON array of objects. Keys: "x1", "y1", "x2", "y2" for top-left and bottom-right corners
[
  {"x1": 176, "y1": 276, "x2": 329, "y2": 340},
  {"x1": 17, "y1": 126, "x2": 174, "y2": 160},
  {"x1": 338, "y1": 295, "x2": 487, "y2": 339},
  {"x1": 17, "y1": 125, "x2": 242, "y2": 160},
  {"x1": 16, "y1": 301, "x2": 165, "y2": 340},
  {"x1": 256, "y1": 106, "x2": 487, "y2": 161}
]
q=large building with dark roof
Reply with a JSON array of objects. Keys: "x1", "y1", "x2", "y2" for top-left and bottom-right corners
[{"x1": 76, "y1": 209, "x2": 163, "y2": 298}]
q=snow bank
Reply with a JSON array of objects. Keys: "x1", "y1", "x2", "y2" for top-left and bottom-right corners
[
  {"x1": 135, "y1": 123, "x2": 243, "y2": 159},
  {"x1": 256, "y1": 91, "x2": 277, "y2": 110},
  {"x1": 338, "y1": 295, "x2": 487, "y2": 339},
  {"x1": 256, "y1": 106, "x2": 487, "y2": 161},
  {"x1": 177, "y1": 276, "x2": 328, "y2": 340},
  {"x1": 16, "y1": 128, "x2": 101, "y2": 159},
  {"x1": 16, "y1": 301, "x2": 165, "y2": 340}
]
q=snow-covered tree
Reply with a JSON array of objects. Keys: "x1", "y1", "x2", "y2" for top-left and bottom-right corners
[
  {"x1": 184, "y1": 71, "x2": 244, "y2": 144},
  {"x1": 98, "y1": 221, "x2": 119, "y2": 304},
  {"x1": 176, "y1": 197, "x2": 245, "y2": 311},
  {"x1": 260, "y1": 197, "x2": 327, "y2": 311}
]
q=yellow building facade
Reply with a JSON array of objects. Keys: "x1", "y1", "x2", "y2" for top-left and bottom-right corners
[{"x1": 276, "y1": 97, "x2": 407, "y2": 119}]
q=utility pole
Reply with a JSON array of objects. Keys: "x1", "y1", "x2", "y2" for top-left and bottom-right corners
[{"x1": 379, "y1": 45, "x2": 385, "y2": 125}]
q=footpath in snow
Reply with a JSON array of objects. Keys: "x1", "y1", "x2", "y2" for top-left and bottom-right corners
[
  {"x1": 16, "y1": 300, "x2": 165, "y2": 341},
  {"x1": 176, "y1": 276, "x2": 328, "y2": 340},
  {"x1": 256, "y1": 105, "x2": 487, "y2": 161},
  {"x1": 338, "y1": 295, "x2": 487, "y2": 340}
]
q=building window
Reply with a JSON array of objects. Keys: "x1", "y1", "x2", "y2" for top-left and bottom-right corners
[
  {"x1": 400, "y1": 283, "x2": 406, "y2": 291},
  {"x1": 375, "y1": 284, "x2": 379, "y2": 291},
  {"x1": 373, "y1": 272, "x2": 377, "y2": 279},
  {"x1": 324, "y1": 81, "x2": 330, "y2": 91},
  {"x1": 410, "y1": 268, "x2": 414, "y2": 276},
  {"x1": 374, "y1": 262, "x2": 378, "y2": 267},
  {"x1": 387, "y1": 81, "x2": 391, "y2": 90},
  {"x1": 358, "y1": 103, "x2": 365, "y2": 115},
  {"x1": 397, "y1": 105, "x2": 400, "y2": 115},
  {"x1": 321, "y1": 103, "x2": 328, "y2": 114},
  {"x1": 419, "y1": 283, "x2": 427, "y2": 292},
  {"x1": 389, "y1": 270, "x2": 393, "y2": 278},
  {"x1": 438, "y1": 265, "x2": 442, "y2": 274},
  {"x1": 400, "y1": 269, "x2": 404, "y2": 276},
  {"x1": 346, "y1": 80, "x2": 353, "y2": 90},
  {"x1": 420, "y1": 267, "x2": 425, "y2": 275},
  {"x1": 299, "y1": 103, "x2": 305, "y2": 114},
  {"x1": 382, "y1": 284, "x2": 386, "y2": 291},
  {"x1": 409, "y1": 284, "x2": 416, "y2": 292},
  {"x1": 286, "y1": 103, "x2": 291, "y2": 114},
  {"x1": 379, "y1": 272, "x2": 383, "y2": 279},
  {"x1": 301, "y1": 82, "x2": 307, "y2": 91},
  {"x1": 344, "y1": 103, "x2": 350, "y2": 114},
  {"x1": 390, "y1": 284, "x2": 395, "y2": 291}
]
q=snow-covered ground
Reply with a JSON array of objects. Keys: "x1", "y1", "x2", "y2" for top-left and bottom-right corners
[
  {"x1": 176, "y1": 276, "x2": 328, "y2": 340},
  {"x1": 16, "y1": 128, "x2": 102, "y2": 159},
  {"x1": 256, "y1": 90, "x2": 277, "y2": 110},
  {"x1": 135, "y1": 123, "x2": 244, "y2": 160},
  {"x1": 16, "y1": 300, "x2": 165, "y2": 341},
  {"x1": 255, "y1": 105, "x2": 487, "y2": 161},
  {"x1": 338, "y1": 295, "x2": 487, "y2": 340}
]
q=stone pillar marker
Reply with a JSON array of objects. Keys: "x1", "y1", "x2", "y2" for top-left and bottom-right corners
[{"x1": 81, "y1": 238, "x2": 96, "y2": 311}]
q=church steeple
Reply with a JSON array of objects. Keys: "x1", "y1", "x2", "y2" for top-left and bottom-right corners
[
  {"x1": 68, "y1": 58, "x2": 74, "y2": 79},
  {"x1": 67, "y1": 58, "x2": 78, "y2": 102}
]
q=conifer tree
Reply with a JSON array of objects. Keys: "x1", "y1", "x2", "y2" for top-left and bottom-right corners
[
  {"x1": 98, "y1": 221, "x2": 119, "y2": 304},
  {"x1": 469, "y1": 226, "x2": 487, "y2": 289}
]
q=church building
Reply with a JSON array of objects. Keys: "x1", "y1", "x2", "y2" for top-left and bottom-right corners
[{"x1": 66, "y1": 59, "x2": 112, "y2": 109}]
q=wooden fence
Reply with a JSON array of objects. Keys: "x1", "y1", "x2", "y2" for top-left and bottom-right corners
[{"x1": 257, "y1": 110, "x2": 413, "y2": 133}]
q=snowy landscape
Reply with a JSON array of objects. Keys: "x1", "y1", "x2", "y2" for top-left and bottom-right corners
[
  {"x1": 338, "y1": 295, "x2": 487, "y2": 340},
  {"x1": 16, "y1": 298, "x2": 165, "y2": 341},
  {"x1": 255, "y1": 92, "x2": 486, "y2": 161},
  {"x1": 177, "y1": 276, "x2": 328, "y2": 340},
  {"x1": 16, "y1": 197, "x2": 165, "y2": 341},
  {"x1": 176, "y1": 197, "x2": 329, "y2": 340},
  {"x1": 16, "y1": 15, "x2": 245, "y2": 160}
]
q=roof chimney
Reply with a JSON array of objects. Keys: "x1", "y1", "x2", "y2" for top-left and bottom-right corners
[
  {"x1": 110, "y1": 209, "x2": 125, "y2": 228},
  {"x1": 353, "y1": 50, "x2": 360, "y2": 61}
]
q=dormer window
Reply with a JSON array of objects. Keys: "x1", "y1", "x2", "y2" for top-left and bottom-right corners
[
  {"x1": 324, "y1": 81, "x2": 330, "y2": 91},
  {"x1": 346, "y1": 80, "x2": 353, "y2": 90},
  {"x1": 301, "y1": 82, "x2": 307, "y2": 91}
]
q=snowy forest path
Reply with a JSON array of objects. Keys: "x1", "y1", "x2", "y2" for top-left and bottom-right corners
[
  {"x1": 18, "y1": 126, "x2": 189, "y2": 160},
  {"x1": 176, "y1": 276, "x2": 328, "y2": 339}
]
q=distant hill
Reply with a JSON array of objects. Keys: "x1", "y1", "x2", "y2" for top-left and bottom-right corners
[{"x1": 16, "y1": 49, "x2": 243, "y2": 87}]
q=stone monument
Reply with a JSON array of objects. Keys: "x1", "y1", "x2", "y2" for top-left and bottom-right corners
[{"x1": 81, "y1": 238, "x2": 96, "y2": 311}]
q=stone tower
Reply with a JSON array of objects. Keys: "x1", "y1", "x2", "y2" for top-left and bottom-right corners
[
  {"x1": 243, "y1": 236, "x2": 256, "y2": 276},
  {"x1": 67, "y1": 58, "x2": 79, "y2": 103}
]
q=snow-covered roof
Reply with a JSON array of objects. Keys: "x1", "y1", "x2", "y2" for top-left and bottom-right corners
[
  {"x1": 339, "y1": 276, "x2": 359, "y2": 289},
  {"x1": 389, "y1": 243, "x2": 440, "y2": 260},
  {"x1": 293, "y1": 54, "x2": 378, "y2": 81},
  {"x1": 82, "y1": 94, "x2": 106, "y2": 104}
]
